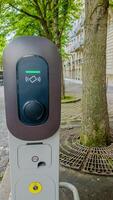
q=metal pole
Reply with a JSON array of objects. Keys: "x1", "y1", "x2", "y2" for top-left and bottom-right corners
[{"x1": 60, "y1": 182, "x2": 80, "y2": 200}]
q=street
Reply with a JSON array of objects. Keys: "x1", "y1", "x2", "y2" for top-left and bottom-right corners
[
  {"x1": 65, "y1": 78, "x2": 113, "y2": 94},
  {"x1": 65, "y1": 79, "x2": 113, "y2": 120},
  {"x1": 0, "y1": 87, "x2": 8, "y2": 148},
  {"x1": 0, "y1": 87, "x2": 9, "y2": 174}
]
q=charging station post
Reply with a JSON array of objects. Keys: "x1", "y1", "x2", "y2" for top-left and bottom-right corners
[{"x1": 3, "y1": 36, "x2": 61, "y2": 200}]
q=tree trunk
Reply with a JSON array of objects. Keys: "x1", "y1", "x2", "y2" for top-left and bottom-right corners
[
  {"x1": 61, "y1": 61, "x2": 65, "y2": 99},
  {"x1": 56, "y1": 42, "x2": 65, "y2": 99},
  {"x1": 80, "y1": 0, "x2": 110, "y2": 147}
]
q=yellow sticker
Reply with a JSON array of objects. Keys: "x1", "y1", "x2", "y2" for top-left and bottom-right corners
[{"x1": 29, "y1": 182, "x2": 42, "y2": 194}]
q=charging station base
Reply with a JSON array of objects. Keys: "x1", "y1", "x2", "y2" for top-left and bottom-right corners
[
  {"x1": 9, "y1": 132, "x2": 59, "y2": 200},
  {"x1": 9, "y1": 193, "x2": 11, "y2": 200}
]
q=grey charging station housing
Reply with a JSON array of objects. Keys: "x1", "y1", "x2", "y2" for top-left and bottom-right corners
[
  {"x1": 4, "y1": 36, "x2": 61, "y2": 141},
  {"x1": 4, "y1": 36, "x2": 61, "y2": 200}
]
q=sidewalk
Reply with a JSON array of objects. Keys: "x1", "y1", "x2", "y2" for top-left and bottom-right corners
[
  {"x1": 0, "y1": 165, "x2": 10, "y2": 200},
  {"x1": 61, "y1": 81, "x2": 113, "y2": 200},
  {"x1": 60, "y1": 166, "x2": 113, "y2": 200},
  {"x1": 59, "y1": 127, "x2": 113, "y2": 200}
]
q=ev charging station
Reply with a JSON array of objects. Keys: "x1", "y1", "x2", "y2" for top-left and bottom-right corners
[{"x1": 3, "y1": 36, "x2": 61, "y2": 200}]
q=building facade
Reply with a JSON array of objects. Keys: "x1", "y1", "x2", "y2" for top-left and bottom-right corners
[
  {"x1": 106, "y1": 8, "x2": 113, "y2": 85},
  {"x1": 64, "y1": 16, "x2": 84, "y2": 83},
  {"x1": 64, "y1": 9, "x2": 113, "y2": 85}
]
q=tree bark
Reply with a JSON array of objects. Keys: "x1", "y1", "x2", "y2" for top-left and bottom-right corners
[
  {"x1": 61, "y1": 61, "x2": 65, "y2": 99},
  {"x1": 56, "y1": 42, "x2": 65, "y2": 99},
  {"x1": 80, "y1": 0, "x2": 110, "y2": 147}
]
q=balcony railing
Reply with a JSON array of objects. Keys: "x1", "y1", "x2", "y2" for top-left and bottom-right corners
[{"x1": 70, "y1": 40, "x2": 84, "y2": 52}]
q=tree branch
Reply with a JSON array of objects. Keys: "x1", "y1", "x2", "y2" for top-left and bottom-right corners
[
  {"x1": 32, "y1": 0, "x2": 53, "y2": 39},
  {"x1": 54, "y1": 0, "x2": 59, "y2": 27},
  {"x1": 9, "y1": 3, "x2": 41, "y2": 20},
  {"x1": 33, "y1": 0, "x2": 44, "y2": 18},
  {"x1": 59, "y1": 1, "x2": 69, "y2": 38}
]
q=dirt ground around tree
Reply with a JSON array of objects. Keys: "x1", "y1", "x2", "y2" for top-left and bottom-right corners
[{"x1": 59, "y1": 127, "x2": 113, "y2": 200}]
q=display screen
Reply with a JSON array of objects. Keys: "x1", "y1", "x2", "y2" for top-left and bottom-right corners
[
  {"x1": 25, "y1": 70, "x2": 41, "y2": 74},
  {"x1": 16, "y1": 55, "x2": 49, "y2": 125},
  {"x1": 25, "y1": 69, "x2": 41, "y2": 84}
]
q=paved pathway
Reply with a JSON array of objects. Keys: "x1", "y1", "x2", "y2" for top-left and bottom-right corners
[
  {"x1": 63, "y1": 80, "x2": 113, "y2": 126},
  {"x1": 0, "y1": 87, "x2": 9, "y2": 175},
  {"x1": 59, "y1": 127, "x2": 113, "y2": 200},
  {"x1": 0, "y1": 87, "x2": 8, "y2": 147},
  {"x1": 60, "y1": 166, "x2": 113, "y2": 200}
]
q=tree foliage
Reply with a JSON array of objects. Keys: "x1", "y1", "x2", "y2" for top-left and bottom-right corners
[
  {"x1": 0, "y1": 36, "x2": 6, "y2": 70},
  {"x1": 110, "y1": 0, "x2": 113, "y2": 7},
  {"x1": 0, "y1": 12, "x2": 6, "y2": 70},
  {"x1": 0, "y1": 0, "x2": 82, "y2": 51},
  {"x1": 0, "y1": 1, "x2": 82, "y2": 98}
]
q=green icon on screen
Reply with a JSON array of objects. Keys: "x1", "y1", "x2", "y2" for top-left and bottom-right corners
[{"x1": 25, "y1": 70, "x2": 41, "y2": 74}]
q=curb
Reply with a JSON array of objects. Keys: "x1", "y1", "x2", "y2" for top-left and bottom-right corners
[
  {"x1": 0, "y1": 164, "x2": 10, "y2": 200},
  {"x1": 65, "y1": 78, "x2": 82, "y2": 84},
  {"x1": 61, "y1": 98, "x2": 81, "y2": 104}
]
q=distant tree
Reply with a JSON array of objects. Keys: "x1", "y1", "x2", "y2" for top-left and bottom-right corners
[
  {"x1": 110, "y1": 0, "x2": 113, "y2": 7},
  {"x1": 80, "y1": 0, "x2": 111, "y2": 147},
  {"x1": 0, "y1": 0, "x2": 82, "y2": 98},
  {"x1": 0, "y1": 36, "x2": 6, "y2": 71}
]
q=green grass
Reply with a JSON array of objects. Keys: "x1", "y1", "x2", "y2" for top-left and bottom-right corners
[
  {"x1": 0, "y1": 174, "x2": 3, "y2": 181},
  {"x1": 0, "y1": 70, "x2": 3, "y2": 74},
  {"x1": 61, "y1": 95, "x2": 80, "y2": 104}
]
